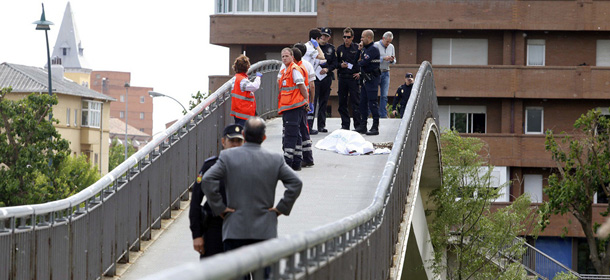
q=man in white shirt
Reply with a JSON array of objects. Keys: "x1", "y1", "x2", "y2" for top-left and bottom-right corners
[{"x1": 374, "y1": 31, "x2": 396, "y2": 118}]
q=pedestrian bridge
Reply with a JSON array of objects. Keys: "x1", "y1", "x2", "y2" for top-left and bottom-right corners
[{"x1": 0, "y1": 61, "x2": 442, "y2": 279}]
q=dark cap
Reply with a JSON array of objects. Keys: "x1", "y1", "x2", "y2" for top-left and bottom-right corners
[
  {"x1": 223, "y1": 124, "x2": 244, "y2": 140},
  {"x1": 405, "y1": 73, "x2": 414, "y2": 78},
  {"x1": 320, "y1": 27, "x2": 332, "y2": 36}
]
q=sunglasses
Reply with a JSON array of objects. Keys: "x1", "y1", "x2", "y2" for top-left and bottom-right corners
[{"x1": 343, "y1": 36, "x2": 352, "y2": 39}]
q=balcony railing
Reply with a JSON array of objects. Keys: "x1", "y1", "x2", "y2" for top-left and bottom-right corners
[{"x1": 215, "y1": 0, "x2": 317, "y2": 15}]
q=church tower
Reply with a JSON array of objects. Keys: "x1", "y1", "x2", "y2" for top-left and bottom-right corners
[{"x1": 51, "y1": 2, "x2": 92, "y2": 88}]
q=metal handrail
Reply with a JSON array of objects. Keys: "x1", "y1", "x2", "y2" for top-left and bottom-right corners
[
  {"x1": 0, "y1": 59, "x2": 280, "y2": 222},
  {"x1": 140, "y1": 61, "x2": 440, "y2": 279}
]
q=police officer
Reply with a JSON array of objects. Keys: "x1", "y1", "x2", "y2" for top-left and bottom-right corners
[
  {"x1": 312, "y1": 27, "x2": 337, "y2": 133},
  {"x1": 189, "y1": 124, "x2": 244, "y2": 258},
  {"x1": 355, "y1": 29, "x2": 382, "y2": 135},
  {"x1": 336, "y1": 27, "x2": 361, "y2": 130},
  {"x1": 392, "y1": 73, "x2": 414, "y2": 118}
]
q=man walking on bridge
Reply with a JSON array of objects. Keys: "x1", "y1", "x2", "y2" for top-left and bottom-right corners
[{"x1": 202, "y1": 117, "x2": 302, "y2": 253}]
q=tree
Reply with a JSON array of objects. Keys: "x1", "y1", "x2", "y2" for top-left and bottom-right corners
[
  {"x1": 32, "y1": 153, "x2": 100, "y2": 203},
  {"x1": 108, "y1": 138, "x2": 136, "y2": 171},
  {"x1": 0, "y1": 87, "x2": 70, "y2": 206},
  {"x1": 540, "y1": 108, "x2": 610, "y2": 274},
  {"x1": 188, "y1": 90, "x2": 212, "y2": 112},
  {"x1": 430, "y1": 130, "x2": 538, "y2": 280}
]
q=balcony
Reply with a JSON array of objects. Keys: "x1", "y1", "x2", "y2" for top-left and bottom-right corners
[
  {"x1": 215, "y1": 0, "x2": 317, "y2": 15},
  {"x1": 318, "y1": 0, "x2": 610, "y2": 32},
  {"x1": 388, "y1": 65, "x2": 610, "y2": 100}
]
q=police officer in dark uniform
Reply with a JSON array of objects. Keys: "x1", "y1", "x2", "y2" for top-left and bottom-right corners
[
  {"x1": 392, "y1": 72, "x2": 414, "y2": 118},
  {"x1": 336, "y1": 27, "x2": 361, "y2": 130},
  {"x1": 312, "y1": 27, "x2": 337, "y2": 133},
  {"x1": 355, "y1": 29, "x2": 382, "y2": 135},
  {"x1": 189, "y1": 124, "x2": 244, "y2": 258}
]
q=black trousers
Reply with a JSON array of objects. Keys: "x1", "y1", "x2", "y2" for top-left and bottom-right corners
[
  {"x1": 282, "y1": 107, "x2": 309, "y2": 168},
  {"x1": 199, "y1": 217, "x2": 224, "y2": 259},
  {"x1": 337, "y1": 77, "x2": 361, "y2": 129},
  {"x1": 314, "y1": 77, "x2": 332, "y2": 129},
  {"x1": 224, "y1": 239, "x2": 269, "y2": 279},
  {"x1": 360, "y1": 76, "x2": 380, "y2": 124}
]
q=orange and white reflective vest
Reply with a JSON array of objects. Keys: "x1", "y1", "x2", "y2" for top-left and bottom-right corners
[
  {"x1": 230, "y1": 72, "x2": 256, "y2": 120},
  {"x1": 278, "y1": 62, "x2": 307, "y2": 114}
]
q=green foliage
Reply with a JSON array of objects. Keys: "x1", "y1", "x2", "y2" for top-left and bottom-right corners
[
  {"x1": 188, "y1": 90, "x2": 212, "y2": 113},
  {"x1": 108, "y1": 138, "x2": 136, "y2": 171},
  {"x1": 552, "y1": 271, "x2": 579, "y2": 280},
  {"x1": 32, "y1": 153, "x2": 100, "y2": 202},
  {"x1": 0, "y1": 87, "x2": 70, "y2": 206},
  {"x1": 430, "y1": 130, "x2": 537, "y2": 280},
  {"x1": 0, "y1": 87, "x2": 101, "y2": 207},
  {"x1": 541, "y1": 108, "x2": 610, "y2": 274}
]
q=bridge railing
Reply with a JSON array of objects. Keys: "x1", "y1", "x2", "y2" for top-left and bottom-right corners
[
  {"x1": 0, "y1": 60, "x2": 282, "y2": 280},
  {"x1": 141, "y1": 61, "x2": 440, "y2": 280}
]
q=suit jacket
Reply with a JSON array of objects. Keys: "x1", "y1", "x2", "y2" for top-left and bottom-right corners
[{"x1": 202, "y1": 142, "x2": 302, "y2": 241}]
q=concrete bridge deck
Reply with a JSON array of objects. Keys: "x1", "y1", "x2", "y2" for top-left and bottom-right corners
[{"x1": 119, "y1": 117, "x2": 402, "y2": 279}]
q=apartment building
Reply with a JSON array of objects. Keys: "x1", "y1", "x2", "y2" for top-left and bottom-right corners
[{"x1": 210, "y1": 0, "x2": 610, "y2": 273}]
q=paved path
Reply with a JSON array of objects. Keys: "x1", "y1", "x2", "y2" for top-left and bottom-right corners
[{"x1": 119, "y1": 117, "x2": 401, "y2": 279}]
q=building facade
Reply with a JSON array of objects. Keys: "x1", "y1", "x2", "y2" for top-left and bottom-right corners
[
  {"x1": 90, "y1": 71, "x2": 154, "y2": 136},
  {"x1": 210, "y1": 0, "x2": 610, "y2": 273},
  {"x1": 0, "y1": 62, "x2": 115, "y2": 174}
]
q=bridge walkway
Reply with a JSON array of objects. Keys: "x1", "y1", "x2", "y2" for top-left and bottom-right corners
[{"x1": 118, "y1": 117, "x2": 402, "y2": 279}]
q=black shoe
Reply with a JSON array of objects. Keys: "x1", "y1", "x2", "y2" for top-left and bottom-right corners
[
  {"x1": 310, "y1": 129, "x2": 318, "y2": 135},
  {"x1": 301, "y1": 161, "x2": 314, "y2": 168},
  {"x1": 292, "y1": 164, "x2": 302, "y2": 171},
  {"x1": 366, "y1": 128, "x2": 379, "y2": 135},
  {"x1": 354, "y1": 125, "x2": 367, "y2": 134},
  {"x1": 341, "y1": 126, "x2": 349, "y2": 130},
  {"x1": 319, "y1": 128, "x2": 328, "y2": 133}
]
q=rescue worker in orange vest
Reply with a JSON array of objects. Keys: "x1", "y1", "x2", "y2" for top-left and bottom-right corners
[
  {"x1": 230, "y1": 54, "x2": 262, "y2": 126},
  {"x1": 278, "y1": 47, "x2": 309, "y2": 171},
  {"x1": 291, "y1": 46, "x2": 314, "y2": 168}
]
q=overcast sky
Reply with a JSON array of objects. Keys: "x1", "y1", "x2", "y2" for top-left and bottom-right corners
[{"x1": 0, "y1": 0, "x2": 230, "y2": 135}]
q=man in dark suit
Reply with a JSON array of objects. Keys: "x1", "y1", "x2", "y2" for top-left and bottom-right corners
[
  {"x1": 202, "y1": 117, "x2": 303, "y2": 252},
  {"x1": 189, "y1": 124, "x2": 244, "y2": 258}
]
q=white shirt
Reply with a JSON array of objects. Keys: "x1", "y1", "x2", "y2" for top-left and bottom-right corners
[
  {"x1": 228, "y1": 75, "x2": 261, "y2": 92},
  {"x1": 374, "y1": 40, "x2": 396, "y2": 71},
  {"x1": 303, "y1": 41, "x2": 319, "y2": 67}
]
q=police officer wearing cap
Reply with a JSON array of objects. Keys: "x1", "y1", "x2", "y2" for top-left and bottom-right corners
[
  {"x1": 355, "y1": 29, "x2": 382, "y2": 135},
  {"x1": 189, "y1": 124, "x2": 244, "y2": 258},
  {"x1": 336, "y1": 27, "x2": 361, "y2": 130},
  {"x1": 392, "y1": 73, "x2": 414, "y2": 118},
  {"x1": 312, "y1": 27, "x2": 337, "y2": 133}
]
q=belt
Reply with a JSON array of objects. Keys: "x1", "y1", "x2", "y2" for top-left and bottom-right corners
[
  {"x1": 381, "y1": 69, "x2": 389, "y2": 73},
  {"x1": 339, "y1": 73, "x2": 355, "y2": 79}
]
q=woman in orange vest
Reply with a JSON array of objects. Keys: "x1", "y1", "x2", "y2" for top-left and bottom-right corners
[
  {"x1": 278, "y1": 48, "x2": 309, "y2": 170},
  {"x1": 230, "y1": 55, "x2": 262, "y2": 126}
]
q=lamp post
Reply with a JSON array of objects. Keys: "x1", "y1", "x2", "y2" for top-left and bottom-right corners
[
  {"x1": 124, "y1": 82, "x2": 130, "y2": 161},
  {"x1": 148, "y1": 91, "x2": 188, "y2": 113},
  {"x1": 33, "y1": 3, "x2": 54, "y2": 97}
]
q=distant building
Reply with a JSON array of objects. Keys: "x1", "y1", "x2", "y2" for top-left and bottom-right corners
[
  {"x1": 90, "y1": 71, "x2": 154, "y2": 136},
  {"x1": 108, "y1": 118, "x2": 151, "y2": 151},
  {"x1": 0, "y1": 62, "x2": 115, "y2": 174},
  {"x1": 50, "y1": 2, "x2": 91, "y2": 88}
]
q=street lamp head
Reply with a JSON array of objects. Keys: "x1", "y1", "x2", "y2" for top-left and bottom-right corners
[
  {"x1": 124, "y1": 82, "x2": 130, "y2": 88},
  {"x1": 33, "y1": 3, "x2": 54, "y2": 31},
  {"x1": 148, "y1": 91, "x2": 165, "y2": 98}
]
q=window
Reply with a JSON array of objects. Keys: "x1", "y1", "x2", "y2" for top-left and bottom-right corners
[
  {"x1": 62, "y1": 48, "x2": 68, "y2": 56},
  {"x1": 140, "y1": 96, "x2": 145, "y2": 103},
  {"x1": 140, "y1": 128, "x2": 145, "y2": 132},
  {"x1": 595, "y1": 184, "x2": 609, "y2": 204},
  {"x1": 488, "y1": 166, "x2": 510, "y2": 202},
  {"x1": 74, "y1": 109, "x2": 78, "y2": 126},
  {"x1": 432, "y1": 38, "x2": 488, "y2": 65},
  {"x1": 94, "y1": 153, "x2": 98, "y2": 165},
  {"x1": 120, "y1": 111, "x2": 125, "y2": 119},
  {"x1": 216, "y1": 0, "x2": 315, "y2": 13},
  {"x1": 237, "y1": 0, "x2": 249, "y2": 11},
  {"x1": 523, "y1": 174, "x2": 543, "y2": 203},
  {"x1": 140, "y1": 112, "x2": 145, "y2": 120},
  {"x1": 438, "y1": 105, "x2": 486, "y2": 133},
  {"x1": 66, "y1": 108, "x2": 71, "y2": 126},
  {"x1": 597, "y1": 40, "x2": 610, "y2": 66},
  {"x1": 269, "y1": 0, "x2": 280, "y2": 11},
  {"x1": 253, "y1": 0, "x2": 264, "y2": 11},
  {"x1": 120, "y1": 95, "x2": 125, "y2": 102},
  {"x1": 82, "y1": 101, "x2": 102, "y2": 128},
  {"x1": 527, "y1": 39, "x2": 545, "y2": 66},
  {"x1": 525, "y1": 107, "x2": 544, "y2": 134}
]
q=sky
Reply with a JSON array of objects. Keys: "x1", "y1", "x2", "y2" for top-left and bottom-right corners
[{"x1": 0, "y1": 0, "x2": 230, "y2": 135}]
